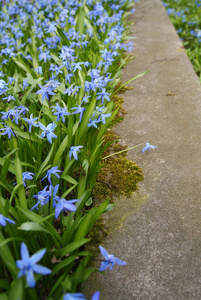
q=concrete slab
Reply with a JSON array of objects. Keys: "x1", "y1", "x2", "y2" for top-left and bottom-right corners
[{"x1": 83, "y1": 0, "x2": 201, "y2": 299}]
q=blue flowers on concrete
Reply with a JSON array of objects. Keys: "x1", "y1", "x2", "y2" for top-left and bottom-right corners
[
  {"x1": 16, "y1": 242, "x2": 51, "y2": 288},
  {"x1": 142, "y1": 142, "x2": 157, "y2": 153},
  {"x1": 99, "y1": 245, "x2": 126, "y2": 271},
  {"x1": 63, "y1": 291, "x2": 100, "y2": 300}
]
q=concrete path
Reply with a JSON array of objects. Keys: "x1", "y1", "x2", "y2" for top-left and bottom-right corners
[{"x1": 84, "y1": 0, "x2": 201, "y2": 299}]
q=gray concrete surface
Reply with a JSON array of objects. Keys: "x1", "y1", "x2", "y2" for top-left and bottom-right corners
[{"x1": 84, "y1": 0, "x2": 201, "y2": 299}]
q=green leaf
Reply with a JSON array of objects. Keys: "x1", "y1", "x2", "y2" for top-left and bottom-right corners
[
  {"x1": 74, "y1": 213, "x2": 92, "y2": 241},
  {"x1": 53, "y1": 135, "x2": 68, "y2": 166},
  {"x1": 58, "y1": 238, "x2": 89, "y2": 258},
  {"x1": 0, "y1": 279, "x2": 9, "y2": 290},
  {"x1": 56, "y1": 27, "x2": 69, "y2": 45},
  {"x1": 36, "y1": 145, "x2": 54, "y2": 180},
  {"x1": 90, "y1": 199, "x2": 110, "y2": 228},
  {"x1": 51, "y1": 255, "x2": 77, "y2": 275},
  {"x1": 14, "y1": 151, "x2": 27, "y2": 209},
  {"x1": 0, "y1": 158, "x2": 15, "y2": 174},
  {"x1": 0, "y1": 237, "x2": 24, "y2": 248},
  {"x1": 12, "y1": 57, "x2": 36, "y2": 78},
  {"x1": 51, "y1": 252, "x2": 88, "y2": 275},
  {"x1": 8, "y1": 278, "x2": 24, "y2": 300},
  {"x1": 9, "y1": 183, "x2": 23, "y2": 203},
  {"x1": 61, "y1": 175, "x2": 78, "y2": 185},
  {"x1": 0, "y1": 232, "x2": 18, "y2": 276},
  {"x1": 85, "y1": 197, "x2": 93, "y2": 206},
  {"x1": 17, "y1": 207, "x2": 62, "y2": 245},
  {"x1": 112, "y1": 71, "x2": 149, "y2": 96},
  {"x1": 18, "y1": 222, "x2": 51, "y2": 234}
]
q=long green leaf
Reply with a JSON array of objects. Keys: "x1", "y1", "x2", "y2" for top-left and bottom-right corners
[
  {"x1": 18, "y1": 222, "x2": 51, "y2": 234},
  {"x1": 112, "y1": 71, "x2": 149, "y2": 96},
  {"x1": 36, "y1": 145, "x2": 54, "y2": 180},
  {"x1": 58, "y1": 238, "x2": 89, "y2": 258},
  {"x1": 0, "y1": 232, "x2": 18, "y2": 276},
  {"x1": 53, "y1": 135, "x2": 68, "y2": 166}
]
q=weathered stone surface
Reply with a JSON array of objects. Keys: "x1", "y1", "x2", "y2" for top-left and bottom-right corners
[{"x1": 83, "y1": 0, "x2": 201, "y2": 299}]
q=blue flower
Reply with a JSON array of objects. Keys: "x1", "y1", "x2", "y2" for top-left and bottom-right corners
[
  {"x1": 0, "y1": 126, "x2": 15, "y2": 139},
  {"x1": 97, "y1": 88, "x2": 110, "y2": 104},
  {"x1": 0, "y1": 214, "x2": 15, "y2": 226},
  {"x1": 142, "y1": 143, "x2": 157, "y2": 153},
  {"x1": 87, "y1": 119, "x2": 99, "y2": 128},
  {"x1": 16, "y1": 242, "x2": 51, "y2": 288},
  {"x1": 41, "y1": 166, "x2": 62, "y2": 184},
  {"x1": 51, "y1": 103, "x2": 71, "y2": 122},
  {"x1": 23, "y1": 113, "x2": 39, "y2": 133},
  {"x1": 3, "y1": 95, "x2": 15, "y2": 102},
  {"x1": 23, "y1": 79, "x2": 29, "y2": 91},
  {"x1": 35, "y1": 66, "x2": 43, "y2": 75},
  {"x1": 92, "y1": 291, "x2": 100, "y2": 300},
  {"x1": 38, "y1": 122, "x2": 57, "y2": 144},
  {"x1": 38, "y1": 50, "x2": 51, "y2": 62},
  {"x1": 63, "y1": 291, "x2": 100, "y2": 300},
  {"x1": 99, "y1": 113, "x2": 111, "y2": 124},
  {"x1": 63, "y1": 293, "x2": 86, "y2": 300},
  {"x1": 22, "y1": 172, "x2": 35, "y2": 187},
  {"x1": 69, "y1": 146, "x2": 83, "y2": 161},
  {"x1": 36, "y1": 84, "x2": 55, "y2": 101},
  {"x1": 55, "y1": 198, "x2": 79, "y2": 219},
  {"x1": 65, "y1": 73, "x2": 73, "y2": 83},
  {"x1": 99, "y1": 245, "x2": 126, "y2": 271},
  {"x1": 71, "y1": 105, "x2": 86, "y2": 122},
  {"x1": 31, "y1": 186, "x2": 51, "y2": 211}
]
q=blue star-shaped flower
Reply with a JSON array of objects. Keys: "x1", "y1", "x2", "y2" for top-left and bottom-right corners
[
  {"x1": 23, "y1": 114, "x2": 39, "y2": 133},
  {"x1": 69, "y1": 146, "x2": 83, "y2": 161},
  {"x1": 55, "y1": 198, "x2": 79, "y2": 219},
  {"x1": 16, "y1": 242, "x2": 51, "y2": 288},
  {"x1": 99, "y1": 246, "x2": 126, "y2": 271},
  {"x1": 38, "y1": 122, "x2": 57, "y2": 144},
  {"x1": 22, "y1": 171, "x2": 35, "y2": 187},
  {"x1": 36, "y1": 84, "x2": 55, "y2": 101},
  {"x1": 41, "y1": 166, "x2": 62, "y2": 184},
  {"x1": 0, "y1": 214, "x2": 15, "y2": 226},
  {"x1": 142, "y1": 142, "x2": 157, "y2": 153}
]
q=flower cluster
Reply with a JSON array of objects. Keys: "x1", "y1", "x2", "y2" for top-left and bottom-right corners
[{"x1": 0, "y1": 0, "x2": 143, "y2": 298}]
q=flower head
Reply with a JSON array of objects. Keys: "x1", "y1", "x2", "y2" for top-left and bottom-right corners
[
  {"x1": 22, "y1": 172, "x2": 35, "y2": 187},
  {"x1": 0, "y1": 214, "x2": 15, "y2": 226},
  {"x1": 55, "y1": 198, "x2": 79, "y2": 219},
  {"x1": 69, "y1": 146, "x2": 83, "y2": 161},
  {"x1": 16, "y1": 242, "x2": 51, "y2": 288},
  {"x1": 41, "y1": 166, "x2": 62, "y2": 184},
  {"x1": 63, "y1": 293, "x2": 86, "y2": 300},
  {"x1": 31, "y1": 186, "x2": 51, "y2": 211},
  {"x1": 23, "y1": 114, "x2": 39, "y2": 133},
  {"x1": 0, "y1": 125, "x2": 15, "y2": 139},
  {"x1": 142, "y1": 142, "x2": 157, "y2": 153},
  {"x1": 36, "y1": 84, "x2": 55, "y2": 101},
  {"x1": 99, "y1": 245, "x2": 126, "y2": 271},
  {"x1": 38, "y1": 122, "x2": 57, "y2": 144}
]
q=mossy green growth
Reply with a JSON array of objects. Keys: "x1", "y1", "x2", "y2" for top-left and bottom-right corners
[
  {"x1": 86, "y1": 89, "x2": 144, "y2": 255},
  {"x1": 92, "y1": 129, "x2": 143, "y2": 202},
  {"x1": 93, "y1": 87, "x2": 143, "y2": 202}
]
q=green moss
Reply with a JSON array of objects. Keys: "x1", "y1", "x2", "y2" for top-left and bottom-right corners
[
  {"x1": 86, "y1": 88, "x2": 144, "y2": 256},
  {"x1": 92, "y1": 129, "x2": 143, "y2": 201}
]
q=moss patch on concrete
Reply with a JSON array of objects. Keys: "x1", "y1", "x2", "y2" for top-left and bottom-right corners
[{"x1": 86, "y1": 87, "x2": 144, "y2": 255}]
